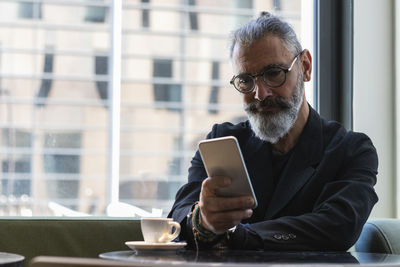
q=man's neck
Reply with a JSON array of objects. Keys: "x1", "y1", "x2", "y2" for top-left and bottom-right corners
[{"x1": 272, "y1": 98, "x2": 309, "y2": 155}]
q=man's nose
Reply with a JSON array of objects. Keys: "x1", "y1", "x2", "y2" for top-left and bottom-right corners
[{"x1": 254, "y1": 79, "x2": 274, "y2": 101}]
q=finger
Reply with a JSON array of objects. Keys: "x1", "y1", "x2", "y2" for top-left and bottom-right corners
[
  {"x1": 201, "y1": 177, "x2": 231, "y2": 197},
  {"x1": 201, "y1": 195, "x2": 254, "y2": 212},
  {"x1": 205, "y1": 176, "x2": 231, "y2": 190}
]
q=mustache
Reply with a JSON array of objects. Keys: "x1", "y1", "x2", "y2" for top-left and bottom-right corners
[{"x1": 244, "y1": 96, "x2": 291, "y2": 114}]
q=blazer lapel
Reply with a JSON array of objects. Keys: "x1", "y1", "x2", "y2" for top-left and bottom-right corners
[
  {"x1": 264, "y1": 164, "x2": 315, "y2": 219},
  {"x1": 265, "y1": 107, "x2": 324, "y2": 219}
]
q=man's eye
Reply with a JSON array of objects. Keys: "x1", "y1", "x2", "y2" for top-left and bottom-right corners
[
  {"x1": 265, "y1": 69, "x2": 282, "y2": 77},
  {"x1": 237, "y1": 75, "x2": 252, "y2": 84}
]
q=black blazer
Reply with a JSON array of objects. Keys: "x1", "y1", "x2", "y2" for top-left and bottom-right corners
[{"x1": 169, "y1": 107, "x2": 378, "y2": 251}]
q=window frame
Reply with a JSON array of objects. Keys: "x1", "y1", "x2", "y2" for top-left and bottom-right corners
[{"x1": 314, "y1": 0, "x2": 353, "y2": 130}]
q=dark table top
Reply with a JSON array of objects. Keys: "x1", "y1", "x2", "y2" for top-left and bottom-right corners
[
  {"x1": 0, "y1": 252, "x2": 24, "y2": 267},
  {"x1": 99, "y1": 249, "x2": 400, "y2": 266}
]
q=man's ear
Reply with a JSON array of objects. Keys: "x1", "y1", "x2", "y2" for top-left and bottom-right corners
[{"x1": 301, "y1": 49, "x2": 312, "y2": 82}]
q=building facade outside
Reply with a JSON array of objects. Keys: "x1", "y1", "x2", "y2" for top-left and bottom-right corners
[{"x1": 0, "y1": 0, "x2": 303, "y2": 216}]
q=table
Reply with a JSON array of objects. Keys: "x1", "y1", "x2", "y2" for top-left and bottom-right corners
[
  {"x1": 0, "y1": 252, "x2": 24, "y2": 267},
  {"x1": 99, "y1": 249, "x2": 400, "y2": 266}
]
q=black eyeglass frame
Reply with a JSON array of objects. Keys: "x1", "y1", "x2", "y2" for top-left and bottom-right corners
[{"x1": 230, "y1": 51, "x2": 303, "y2": 94}]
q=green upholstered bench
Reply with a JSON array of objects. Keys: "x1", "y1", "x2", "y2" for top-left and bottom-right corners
[
  {"x1": 0, "y1": 217, "x2": 142, "y2": 264},
  {"x1": 1, "y1": 217, "x2": 400, "y2": 266}
]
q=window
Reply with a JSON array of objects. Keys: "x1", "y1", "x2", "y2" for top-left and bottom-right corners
[
  {"x1": 85, "y1": 2, "x2": 107, "y2": 23},
  {"x1": 141, "y1": 0, "x2": 150, "y2": 28},
  {"x1": 44, "y1": 133, "x2": 81, "y2": 210},
  {"x1": 0, "y1": 0, "x2": 312, "y2": 216},
  {"x1": 1, "y1": 129, "x2": 31, "y2": 197},
  {"x1": 234, "y1": 0, "x2": 253, "y2": 9},
  {"x1": 18, "y1": 1, "x2": 42, "y2": 19},
  {"x1": 95, "y1": 55, "x2": 109, "y2": 104},
  {"x1": 36, "y1": 50, "x2": 54, "y2": 107},
  {"x1": 188, "y1": 0, "x2": 199, "y2": 31},
  {"x1": 273, "y1": 0, "x2": 282, "y2": 11},
  {"x1": 208, "y1": 61, "x2": 219, "y2": 114},
  {"x1": 152, "y1": 59, "x2": 182, "y2": 111}
]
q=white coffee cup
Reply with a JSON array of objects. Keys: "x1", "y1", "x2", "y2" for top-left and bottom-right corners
[{"x1": 141, "y1": 217, "x2": 181, "y2": 243}]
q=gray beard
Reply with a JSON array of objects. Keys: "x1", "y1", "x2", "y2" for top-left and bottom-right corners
[{"x1": 244, "y1": 73, "x2": 304, "y2": 144}]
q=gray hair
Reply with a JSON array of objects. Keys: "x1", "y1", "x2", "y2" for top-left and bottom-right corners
[{"x1": 229, "y1": 11, "x2": 302, "y2": 58}]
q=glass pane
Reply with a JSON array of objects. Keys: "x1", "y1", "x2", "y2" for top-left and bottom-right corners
[
  {"x1": 0, "y1": 0, "x2": 110, "y2": 216},
  {"x1": 0, "y1": 0, "x2": 313, "y2": 217},
  {"x1": 119, "y1": 0, "x2": 309, "y2": 216}
]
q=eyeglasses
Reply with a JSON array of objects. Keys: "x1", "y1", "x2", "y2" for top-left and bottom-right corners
[{"x1": 230, "y1": 51, "x2": 302, "y2": 94}]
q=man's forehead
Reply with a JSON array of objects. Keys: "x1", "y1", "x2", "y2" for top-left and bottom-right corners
[{"x1": 232, "y1": 36, "x2": 291, "y2": 73}]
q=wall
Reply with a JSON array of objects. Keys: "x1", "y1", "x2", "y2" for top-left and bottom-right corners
[{"x1": 353, "y1": 0, "x2": 396, "y2": 217}]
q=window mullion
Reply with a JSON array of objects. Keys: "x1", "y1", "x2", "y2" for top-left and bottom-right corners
[{"x1": 107, "y1": 0, "x2": 122, "y2": 205}]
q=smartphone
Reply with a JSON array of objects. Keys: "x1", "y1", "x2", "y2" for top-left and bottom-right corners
[{"x1": 198, "y1": 136, "x2": 258, "y2": 208}]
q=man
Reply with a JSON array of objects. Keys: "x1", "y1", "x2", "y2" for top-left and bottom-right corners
[{"x1": 168, "y1": 12, "x2": 378, "y2": 251}]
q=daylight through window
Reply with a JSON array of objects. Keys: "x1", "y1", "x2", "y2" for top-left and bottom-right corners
[{"x1": 0, "y1": 0, "x2": 309, "y2": 217}]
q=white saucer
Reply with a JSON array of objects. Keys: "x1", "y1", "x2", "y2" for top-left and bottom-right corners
[{"x1": 125, "y1": 241, "x2": 187, "y2": 251}]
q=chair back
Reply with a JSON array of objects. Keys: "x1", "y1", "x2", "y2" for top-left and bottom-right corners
[{"x1": 355, "y1": 218, "x2": 400, "y2": 254}]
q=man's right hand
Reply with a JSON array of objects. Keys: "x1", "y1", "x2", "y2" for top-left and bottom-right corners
[{"x1": 198, "y1": 176, "x2": 254, "y2": 235}]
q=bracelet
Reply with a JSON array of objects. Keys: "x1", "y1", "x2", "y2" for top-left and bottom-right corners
[{"x1": 192, "y1": 204, "x2": 217, "y2": 241}]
